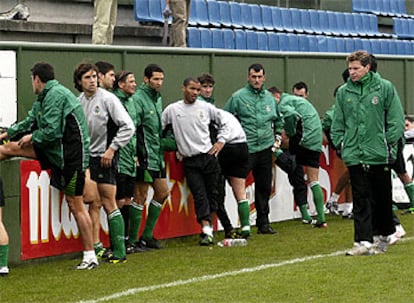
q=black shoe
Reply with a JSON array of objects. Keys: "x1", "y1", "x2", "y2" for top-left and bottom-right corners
[
  {"x1": 224, "y1": 229, "x2": 239, "y2": 239},
  {"x1": 199, "y1": 233, "x2": 214, "y2": 246},
  {"x1": 139, "y1": 237, "x2": 162, "y2": 249},
  {"x1": 257, "y1": 225, "x2": 276, "y2": 234}
]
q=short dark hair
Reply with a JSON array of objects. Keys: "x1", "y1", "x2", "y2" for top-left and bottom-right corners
[
  {"x1": 197, "y1": 73, "x2": 215, "y2": 85},
  {"x1": 347, "y1": 50, "x2": 371, "y2": 67},
  {"x1": 341, "y1": 69, "x2": 349, "y2": 82},
  {"x1": 268, "y1": 86, "x2": 282, "y2": 95},
  {"x1": 183, "y1": 77, "x2": 199, "y2": 87},
  {"x1": 144, "y1": 64, "x2": 164, "y2": 79},
  {"x1": 114, "y1": 70, "x2": 134, "y2": 90},
  {"x1": 95, "y1": 61, "x2": 114, "y2": 75},
  {"x1": 31, "y1": 62, "x2": 55, "y2": 83},
  {"x1": 248, "y1": 63, "x2": 265, "y2": 74},
  {"x1": 292, "y1": 81, "x2": 308, "y2": 93},
  {"x1": 369, "y1": 54, "x2": 377, "y2": 72},
  {"x1": 406, "y1": 114, "x2": 414, "y2": 123},
  {"x1": 73, "y1": 63, "x2": 98, "y2": 92}
]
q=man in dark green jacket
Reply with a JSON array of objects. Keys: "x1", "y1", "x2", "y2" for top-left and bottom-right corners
[
  {"x1": 331, "y1": 51, "x2": 404, "y2": 256},
  {"x1": 132, "y1": 64, "x2": 170, "y2": 249},
  {"x1": 224, "y1": 63, "x2": 282, "y2": 234},
  {"x1": 0, "y1": 62, "x2": 96, "y2": 269}
]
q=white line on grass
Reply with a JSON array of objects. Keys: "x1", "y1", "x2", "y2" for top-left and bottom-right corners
[{"x1": 78, "y1": 237, "x2": 413, "y2": 303}]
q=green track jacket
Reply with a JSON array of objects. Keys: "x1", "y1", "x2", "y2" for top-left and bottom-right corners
[
  {"x1": 278, "y1": 93, "x2": 322, "y2": 152},
  {"x1": 8, "y1": 80, "x2": 90, "y2": 170},
  {"x1": 331, "y1": 72, "x2": 404, "y2": 166},
  {"x1": 224, "y1": 83, "x2": 282, "y2": 153}
]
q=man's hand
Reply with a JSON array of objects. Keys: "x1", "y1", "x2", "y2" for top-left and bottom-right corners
[
  {"x1": 272, "y1": 134, "x2": 282, "y2": 152},
  {"x1": 18, "y1": 134, "x2": 32, "y2": 148},
  {"x1": 101, "y1": 147, "x2": 115, "y2": 168},
  {"x1": 209, "y1": 142, "x2": 224, "y2": 157}
]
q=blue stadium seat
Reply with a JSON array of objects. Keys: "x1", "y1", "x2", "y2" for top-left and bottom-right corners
[
  {"x1": 389, "y1": 0, "x2": 403, "y2": 17},
  {"x1": 352, "y1": 14, "x2": 367, "y2": 37},
  {"x1": 271, "y1": 7, "x2": 284, "y2": 32},
  {"x1": 218, "y1": 1, "x2": 232, "y2": 28},
  {"x1": 187, "y1": 27, "x2": 201, "y2": 48},
  {"x1": 234, "y1": 29, "x2": 247, "y2": 49},
  {"x1": 257, "y1": 31, "x2": 269, "y2": 51},
  {"x1": 206, "y1": 0, "x2": 221, "y2": 27},
  {"x1": 393, "y1": 18, "x2": 414, "y2": 39},
  {"x1": 222, "y1": 28, "x2": 235, "y2": 49},
  {"x1": 245, "y1": 30, "x2": 258, "y2": 50},
  {"x1": 317, "y1": 36, "x2": 329, "y2": 52},
  {"x1": 361, "y1": 39, "x2": 372, "y2": 53},
  {"x1": 343, "y1": 13, "x2": 359, "y2": 37},
  {"x1": 189, "y1": 0, "x2": 209, "y2": 27},
  {"x1": 240, "y1": 3, "x2": 254, "y2": 30},
  {"x1": 309, "y1": 10, "x2": 323, "y2": 35},
  {"x1": 335, "y1": 37, "x2": 346, "y2": 52},
  {"x1": 267, "y1": 32, "x2": 280, "y2": 51},
  {"x1": 199, "y1": 27, "x2": 212, "y2": 48},
  {"x1": 229, "y1": 1, "x2": 243, "y2": 29},
  {"x1": 334, "y1": 12, "x2": 349, "y2": 36},
  {"x1": 278, "y1": 33, "x2": 289, "y2": 51},
  {"x1": 379, "y1": 39, "x2": 390, "y2": 54},
  {"x1": 308, "y1": 35, "x2": 319, "y2": 52},
  {"x1": 326, "y1": 36, "x2": 337, "y2": 52},
  {"x1": 387, "y1": 40, "x2": 397, "y2": 54},
  {"x1": 289, "y1": 8, "x2": 304, "y2": 33},
  {"x1": 318, "y1": 10, "x2": 332, "y2": 35},
  {"x1": 260, "y1": 5, "x2": 274, "y2": 31},
  {"x1": 370, "y1": 39, "x2": 382, "y2": 55},
  {"x1": 148, "y1": 0, "x2": 164, "y2": 23},
  {"x1": 211, "y1": 28, "x2": 224, "y2": 49},
  {"x1": 344, "y1": 37, "x2": 356, "y2": 52},
  {"x1": 326, "y1": 11, "x2": 345, "y2": 36},
  {"x1": 300, "y1": 10, "x2": 314, "y2": 34},
  {"x1": 352, "y1": 0, "x2": 369, "y2": 13},
  {"x1": 280, "y1": 7, "x2": 295, "y2": 33},
  {"x1": 353, "y1": 37, "x2": 363, "y2": 51},
  {"x1": 298, "y1": 35, "x2": 310, "y2": 52},
  {"x1": 287, "y1": 33, "x2": 299, "y2": 51},
  {"x1": 250, "y1": 4, "x2": 264, "y2": 31},
  {"x1": 134, "y1": 0, "x2": 163, "y2": 23}
]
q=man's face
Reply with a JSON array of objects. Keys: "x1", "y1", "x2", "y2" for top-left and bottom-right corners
[
  {"x1": 31, "y1": 75, "x2": 42, "y2": 95},
  {"x1": 348, "y1": 61, "x2": 370, "y2": 82},
  {"x1": 248, "y1": 69, "x2": 265, "y2": 91},
  {"x1": 99, "y1": 70, "x2": 115, "y2": 90},
  {"x1": 200, "y1": 82, "x2": 214, "y2": 99},
  {"x1": 405, "y1": 119, "x2": 414, "y2": 131},
  {"x1": 119, "y1": 74, "x2": 137, "y2": 96},
  {"x1": 145, "y1": 72, "x2": 164, "y2": 92},
  {"x1": 80, "y1": 69, "x2": 98, "y2": 95},
  {"x1": 183, "y1": 81, "x2": 201, "y2": 104},
  {"x1": 293, "y1": 88, "x2": 308, "y2": 98}
]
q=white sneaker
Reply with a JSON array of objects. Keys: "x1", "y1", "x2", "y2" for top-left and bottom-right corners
[
  {"x1": 388, "y1": 233, "x2": 401, "y2": 245},
  {"x1": 373, "y1": 236, "x2": 388, "y2": 253},
  {"x1": 395, "y1": 224, "x2": 406, "y2": 238},
  {"x1": 346, "y1": 242, "x2": 374, "y2": 256},
  {"x1": 0, "y1": 266, "x2": 9, "y2": 275},
  {"x1": 75, "y1": 259, "x2": 98, "y2": 270}
]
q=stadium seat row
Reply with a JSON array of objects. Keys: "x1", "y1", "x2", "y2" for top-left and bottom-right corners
[
  {"x1": 187, "y1": 27, "x2": 414, "y2": 55},
  {"x1": 134, "y1": 0, "x2": 391, "y2": 38},
  {"x1": 393, "y1": 17, "x2": 414, "y2": 38},
  {"x1": 352, "y1": 0, "x2": 411, "y2": 18}
]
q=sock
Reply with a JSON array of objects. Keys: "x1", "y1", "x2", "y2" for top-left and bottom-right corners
[
  {"x1": 329, "y1": 192, "x2": 340, "y2": 203},
  {"x1": 128, "y1": 202, "x2": 143, "y2": 244},
  {"x1": 404, "y1": 182, "x2": 414, "y2": 209},
  {"x1": 0, "y1": 245, "x2": 9, "y2": 267},
  {"x1": 299, "y1": 204, "x2": 312, "y2": 221},
  {"x1": 83, "y1": 250, "x2": 97, "y2": 262},
  {"x1": 202, "y1": 225, "x2": 213, "y2": 237},
  {"x1": 108, "y1": 209, "x2": 126, "y2": 258},
  {"x1": 310, "y1": 181, "x2": 325, "y2": 223},
  {"x1": 237, "y1": 199, "x2": 251, "y2": 232},
  {"x1": 93, "y1": 242, "x2": 103, "y2": 253},
  {"x1": 142, "y1": 200, "x2": 162, "y2": 240}
]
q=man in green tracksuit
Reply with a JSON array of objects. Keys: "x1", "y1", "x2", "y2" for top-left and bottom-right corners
[
  {"x1": 0, "y1": 62, "x2": 96, "y2": 270},
  {"x1": 331, "y1": 50, "x2": 404, "y2": 256},
  {"x1": 132, "y1": 64, "x2": 170, "y2": 249},
  {"x1": 269, "y1": 88, "x2": 327, "y2": 227},
  {"x1": 224, "y1": 63, "x2": 282, "y2": 234}
]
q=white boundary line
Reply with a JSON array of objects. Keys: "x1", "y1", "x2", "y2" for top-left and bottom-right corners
[{"x1": 78, "y1": 237, "x2": 413, "y2": 303}]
